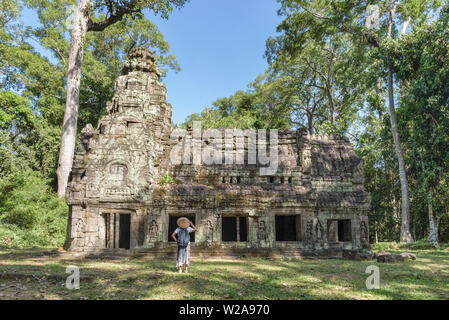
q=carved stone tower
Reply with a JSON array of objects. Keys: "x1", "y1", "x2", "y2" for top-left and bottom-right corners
[{"x1": 65, "y1": 47, "x2": 172, "y2": 250}]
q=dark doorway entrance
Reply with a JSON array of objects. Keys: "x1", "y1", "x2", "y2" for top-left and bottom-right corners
[
  {"x1": 119, "y1": 214, "x2": 131, "y2": 249},
  {"x1": 168, "y1": 215, "x2": 196, "y2": 242}
]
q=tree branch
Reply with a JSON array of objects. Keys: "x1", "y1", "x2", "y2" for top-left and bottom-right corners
[
  {"x1": 400, "y1": 16, "x2": 412, "y2": 36},
  {"x1": 87, "y1": 0, "x2": 140, "y2": 32}
]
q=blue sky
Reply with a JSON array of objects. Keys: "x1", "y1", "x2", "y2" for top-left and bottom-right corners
[{"x1": 147, "y1": 0, "x2": 283, "y2": 124}]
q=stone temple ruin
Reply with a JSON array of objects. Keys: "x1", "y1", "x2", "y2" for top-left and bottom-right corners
[{"x1": 65, "y1": 47, "x2": 371, "y2": 257}]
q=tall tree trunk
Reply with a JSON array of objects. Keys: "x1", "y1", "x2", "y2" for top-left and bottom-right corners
[
  {"x1": 374, "y1": 221, "x2": 378, "y2": 243},
  {"x1": 56, "y1": 0, "x2": 91, "y2": 197},
  {"x1": 427, "y1": 190, "x2": 438, "y2": 244},
  {"x1": 421, "y1": 161, "x2": 438, "y2": 244},
  {"x1": 387, "y1": 0, "x2": 413, "y2": 242},
  {"x1": 387, "y1": 69, "x2": 412, "y2": 242},
  {"x1": 326, "y1": 44, "x2": 335, "y2": 125}
]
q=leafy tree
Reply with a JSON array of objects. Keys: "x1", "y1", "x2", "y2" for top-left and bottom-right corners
[
  {"x1": 385, "y1": 7, "x2": 449, "y2": 243},
  {"x1": 182, "y1": 75, "x2": 293, "y2": 130},
  {"x1": 266, "y1": 35, "x2": 363, "y2": 135},
  {"x1": 0, "y1": 170, "x2": 67, "y2": 247},
  {"x1": 267, "y1": 0, "x2": 441, "y2": 242}
]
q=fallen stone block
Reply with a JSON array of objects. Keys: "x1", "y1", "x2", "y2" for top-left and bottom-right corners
[
  {"x1": 400, "y1": 252, "x2": 417, "y2": 260},
  {"x1": 376, "y1": 250, "x2": 416, "y2": 263},
  {"x1": 342, "y1": 250, "x2": 374, "y2": 260}
]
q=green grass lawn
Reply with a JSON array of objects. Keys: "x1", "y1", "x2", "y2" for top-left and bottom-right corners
[{"x1": 0, "y1": 243, "x2": 448, "y2": 300}]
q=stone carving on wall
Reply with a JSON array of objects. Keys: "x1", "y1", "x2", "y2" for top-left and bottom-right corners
[
  {"x1": 258, "y1": 219, "x2": 268, "y2": 242},
  {"x1": 306, "y1": 219, "x2": 315, "y2": 246},
  {"x1": 204, "y1": 213, "x2": 220, "y2": 243},
  {"x1": 109, "y1": 163, "x2": 128, "y2": 186},
  {"x1": 74, "y1": 218, "x2": 86, "y2": 238},
  {"x1": 360, "y1": 221, "x2": 369, "y2": 248},
  {"x1": 99, "y1": 160, "x2": 141, "y2": 198},
  {"x1": 315, "y1": 220, "x2": 324, "y2": 241},
  {"x1": 301, "y1": 148, "x2": 312, "y2": 174},
  {"x1": 205, "y1": 220, "x2": 214, "y2": 242},
  {"x1": 149, "y1": 219, "x2": 159, "y2": 241}
]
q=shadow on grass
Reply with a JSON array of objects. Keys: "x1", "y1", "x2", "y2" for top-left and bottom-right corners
[{"x1": 0, "y1": 249, "x2": 448, "y2": 300}]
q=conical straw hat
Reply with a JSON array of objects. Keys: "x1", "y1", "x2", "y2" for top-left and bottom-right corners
[{"x1": 177, "y1": 217, "x2": 190, "y2": 229}]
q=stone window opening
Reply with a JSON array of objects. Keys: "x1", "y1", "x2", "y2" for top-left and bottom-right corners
[
  {"x1": 168, "y1": 215, "x2": 195, "y2": 242},
  {"x1": 268, "y1": 176, "x2": 292, "y2": 184},
  {"x1": 327, "y1": 219, "x2": 352, "y2": 242},
  {"x1": 222, "y1": 216, "x2": 248, "y2": 242},
  {"x1": 222, "y1": 177, "x2": 242, "y2": 184},
  {"x1": 275, "y1": 215, "x2": 302, "y2": 241}
]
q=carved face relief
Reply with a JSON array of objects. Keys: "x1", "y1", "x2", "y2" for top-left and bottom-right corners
[{"x1": 109, "y1": 163, "x2": 128, "y2": 185}]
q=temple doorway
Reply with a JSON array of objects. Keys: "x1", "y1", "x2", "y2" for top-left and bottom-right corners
[{"x1": 103, "y1": 213, "x2": 131, "y2": 249}]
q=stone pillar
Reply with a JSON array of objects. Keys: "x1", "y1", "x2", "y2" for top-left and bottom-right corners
[
  {"x1": 98, "y1": 213, "x2": 106, "y2": 248},
  {"x1": 248, "y1": 215, "x2": 257, "y2": 245},
  {"x1": 64, "y1": 205, "x2": 86, "y2": 250},
  {"x1": 328, "y1": 220, "x2": 339, "y2": 243},
  {"x1": 236, "y1": 217, "x2": 240, "y2": 242},
  {"x1": 295, "y1": 216, "x2": 302, "y2": 241},
  {"x1": 130, "y1": 211, "x2": 140, "y2": 249}
]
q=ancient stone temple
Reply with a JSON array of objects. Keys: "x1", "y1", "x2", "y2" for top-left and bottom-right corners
[{"x1": 65, "y1": 47, "x2": 371, "y2": 256}]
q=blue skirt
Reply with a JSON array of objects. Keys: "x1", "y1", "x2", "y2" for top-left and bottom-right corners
[{"x1": 176, "y1": 243, "x2": 191, "y2": 267}]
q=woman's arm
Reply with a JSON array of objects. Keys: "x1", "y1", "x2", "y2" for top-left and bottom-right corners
[
  {"x1": 189, "y1": 221, "x2": 198, "y2": 232},
  {"x1": 171, "y1": 231, "x2": 177, "y2": 242}
]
